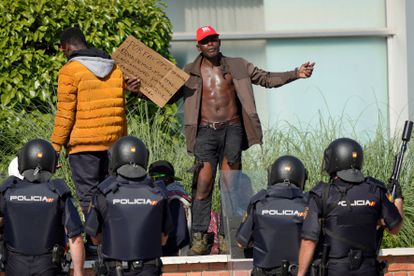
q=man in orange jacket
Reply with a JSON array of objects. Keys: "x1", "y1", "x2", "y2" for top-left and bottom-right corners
[{"x1": 51, "y1": 27, "x2": 140, "y2": 218}]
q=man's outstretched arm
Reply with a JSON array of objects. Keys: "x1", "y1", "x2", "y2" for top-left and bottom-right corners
[{"x1": 247, "y1": 60, "x2": 315, "y2": 88}]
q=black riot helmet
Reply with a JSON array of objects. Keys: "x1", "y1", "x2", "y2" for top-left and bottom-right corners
[
  {"x1": 322, "y1": 137, "x2": 364, "y2": 183},
  {"x1": 109, "y1": 136, "x2": 149, "y2": 179},
  {"x1": 268, "y1": 155, "x2": 307, "y2": 190},
  {"x1": 17, "y1": 139, "x2": 58, "y2": 182}
]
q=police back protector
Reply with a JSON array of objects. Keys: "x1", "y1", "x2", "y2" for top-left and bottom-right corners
[
  {"x1": 2, "y1": 177, "x2": 67, "y2": 255},
  {"x1": 99, "y1": 177, "x2": 167, "y2": 261},
  {"x1": 253, "y1": 185, "x2": 306, "y2": 268},
  {"x1": 315, "y1": 178, "x2": 384, "y2": 258}
]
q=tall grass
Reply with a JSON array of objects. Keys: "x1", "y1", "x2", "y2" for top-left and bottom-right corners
[
  {"x1": 0, "y1": 101, "x2": 413, "y2": 248},
  {"x1": 243, "y1": 116, "x2": 414, "y2": 248}
]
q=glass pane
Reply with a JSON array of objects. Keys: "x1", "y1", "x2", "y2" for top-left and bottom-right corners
[
  {"x1": 265, "y1": 37, "x2": 388, "y2": 137},
  {"x1": 264, "y1": 0, "x2": 386, "y2": 31}
]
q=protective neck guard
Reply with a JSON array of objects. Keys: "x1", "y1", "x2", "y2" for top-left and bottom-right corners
[{"x1": 22, "y1": 169, "x2": 52, "y2": 183}]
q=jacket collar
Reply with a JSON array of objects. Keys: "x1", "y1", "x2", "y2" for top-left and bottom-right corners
[{"x1": 188, "y1": 53, "x2": 229, "y2": 77}]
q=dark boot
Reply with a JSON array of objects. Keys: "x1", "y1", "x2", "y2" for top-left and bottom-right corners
[
  {"x1": 218, "y1": 234, "x2": 229, "y2": 254},
  {"x1": 189, "y1": 232, "x2": 213, "y2": 255}
]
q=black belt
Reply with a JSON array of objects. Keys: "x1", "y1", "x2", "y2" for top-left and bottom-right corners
[
  {"x1": 253, "y1": 264, "x2": 298, "y2": 276},
  {"x1": 199, "y1": 118, "x2": 241, "y2": 130},
  {"x1": 105, "y1": 258, "x2": 162, "y2": 271}
]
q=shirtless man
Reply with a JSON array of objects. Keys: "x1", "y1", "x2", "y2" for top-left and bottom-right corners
[{"x1": 170, "y1": 25, "x2": 315, "y2": 255}]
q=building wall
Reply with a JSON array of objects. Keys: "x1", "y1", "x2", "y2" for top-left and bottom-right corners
[
  {"x1": 165, "y1": 0, "x2": 409, "y2": 137},
  {"x1": 263, "y1": 0, "x2": 388, "y2": 136}
]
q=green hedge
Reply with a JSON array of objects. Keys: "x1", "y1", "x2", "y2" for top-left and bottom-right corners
[{"x1": 0, "y1": 0, "x2": 172, "y2": 108}]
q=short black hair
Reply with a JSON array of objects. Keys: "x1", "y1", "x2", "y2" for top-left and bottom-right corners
[{"x1": 59, "y1": 27, "x2": 87, "y2": 47}]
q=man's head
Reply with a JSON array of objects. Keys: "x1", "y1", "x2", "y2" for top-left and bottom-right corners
[
  {"x1": 59, "y1": 27, "x2": 87, "y2": 58},
  {"x1": 268, "y1": 155, "x2": 307, "y2": 190},
  {"x1": 17, "y1": 139, "x2": 58, "y2": 182},
  {"x1": 148, "y1": 160, "x2": 181, "y2": 184},
  {"x1": 109, "y1": 136, "x2": 149, "y2": 179},
  {"x1": 322, "y1": 137, "x2": 364, "y2": 183},
  {"x1": 196, "y1": 25, "x2": 220, "y2": 58}
]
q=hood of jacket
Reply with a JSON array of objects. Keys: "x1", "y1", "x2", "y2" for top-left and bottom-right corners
[{"x1": 68, "y1": 48, "x2": 115, "y2": 79}]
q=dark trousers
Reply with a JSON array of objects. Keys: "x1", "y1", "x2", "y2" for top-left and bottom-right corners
[
  {"x1": 192, "y1": 124, "x2": 244, "y2": 233},
  {"x1": 6, "y1": 251, "x2": 62, "y2": 276},
  {"x1": 69, "y1": 151, "x2": 109, "y2": 214}
]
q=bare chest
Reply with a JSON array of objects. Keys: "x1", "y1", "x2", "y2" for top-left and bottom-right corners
[{"x1": 200, "y1": 66, "x2": 235, "y2": 98}]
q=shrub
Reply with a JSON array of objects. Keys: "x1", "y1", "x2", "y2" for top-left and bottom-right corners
[{"x1": 0, "y1": 0, "x2": 172, "y2": 108}]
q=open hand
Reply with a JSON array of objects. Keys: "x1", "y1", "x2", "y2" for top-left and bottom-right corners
[{"x1": 297, "y1": 62, "x2": 315, "y2": 78}]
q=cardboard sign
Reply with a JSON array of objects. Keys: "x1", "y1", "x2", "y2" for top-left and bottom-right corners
[{"x1": 112, "y1": 36, "x2": 189, "y2": 107}]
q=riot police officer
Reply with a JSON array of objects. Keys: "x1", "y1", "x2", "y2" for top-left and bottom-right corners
[
  {"x1": 297, "y1": 138, "x2": 404, "y2": 276},
  {"x1": 0, "y1": 139, "x2": 85, "y2": 276},
  {"x1": 85, "y1": 136, "x2": 173, "y2": 276},
  {"x1": 236, "y1": 155, "x2": 308, "y2": 276}
]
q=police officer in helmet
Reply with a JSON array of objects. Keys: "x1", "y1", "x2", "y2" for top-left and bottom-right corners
[
  {"x1": 85, "y1": 136, "x2": 173, "y2": 276},
  {"x1": 0, "y1": 139, "x2": 85, "y2": 276},
  {"x1": 236, "y1": 155, "x2": 308, "y2": 276},
  {"x1": 298, "y1": 138, "x2": 403, "y2": 276}
]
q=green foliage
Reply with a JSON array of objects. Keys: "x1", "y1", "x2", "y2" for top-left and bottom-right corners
[
  {"x1": 0, "y1": 0, "x2": 172, "y2": 108},
  {"x1": 1, "y1": 103, "x2": 414, "y2": 248}
]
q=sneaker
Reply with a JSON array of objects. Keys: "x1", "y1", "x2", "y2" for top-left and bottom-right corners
[
  {"x1": 218, "y1": 234, "x2": 229, "y2": 254},
  {"x1": 188, "y1": 232, "x2": 213, "y2": 255}
]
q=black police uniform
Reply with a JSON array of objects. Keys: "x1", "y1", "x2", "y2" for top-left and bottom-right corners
[
  {"x1": 301, "y1": 177, "x2": 402, "y2": 276},
  {"x1": 237, "y1": 183, "x2": 306, "y2": 275},
  {"x1": 85, "y1": 175, "x2": 173, "y2": 276},
  {"x1": 0, "y1": 176, "x2": 83, "y2": 276}
]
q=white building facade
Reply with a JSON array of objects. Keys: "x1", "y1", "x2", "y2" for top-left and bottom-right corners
[{"x1": 166, "y1": 0, "x2": 412, "y2": 138}]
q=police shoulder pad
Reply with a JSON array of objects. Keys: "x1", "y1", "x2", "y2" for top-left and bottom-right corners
[
  {"x1": 49, "y1": 179, "x2": 71, "y2": 197},
  {"x1": 365, "y1": 176, "x2": 387, "y2": 191},
  {"x1": 309, "y1": 181, "x2": 329, "y2": 197},
  {"x1": 97, "y1": 176, "x2": 119, "y2": 195},
  {"x1": 0, "y1": 176, "x2": 20, "y2": 193},
  {"x1": 249, "y1": 189, "x2": 267, "y2": 205}
]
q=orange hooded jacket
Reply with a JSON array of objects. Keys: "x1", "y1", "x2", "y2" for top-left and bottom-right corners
[{"x1": 51, "y1": 52, "x2": 127, "y2": 154}]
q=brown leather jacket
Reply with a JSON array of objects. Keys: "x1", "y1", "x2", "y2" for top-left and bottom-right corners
[{"x1": 171, "y1": 54, "x2": 298, "y2": 155}]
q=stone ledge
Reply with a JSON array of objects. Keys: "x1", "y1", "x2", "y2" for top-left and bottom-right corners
[
  {"x1": 162, "y1": 255, "x2": 229, "y2": 265},
  {"x1": 379, "y1": 248, "x2": 414, "y2": 256},
  {"x1": 82, "y1": 248, "x2": 414, "y2": 268}
]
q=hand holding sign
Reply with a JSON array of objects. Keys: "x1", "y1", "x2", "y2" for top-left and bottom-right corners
[{"x1": 112, "y1": 36, "x2": 189, "y2": 107}]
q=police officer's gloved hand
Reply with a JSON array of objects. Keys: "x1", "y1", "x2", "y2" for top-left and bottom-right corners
[{"x1": 391, "y1": 179, "x2": 403, "y2": 200}]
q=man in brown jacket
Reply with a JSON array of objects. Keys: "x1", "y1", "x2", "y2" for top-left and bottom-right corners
[
  {"x1": 51, "y1": 27, "x2": 140, "y2": 218},
  {"x1": 170, "y1": 25, "x2": 315, "y2": 255}
]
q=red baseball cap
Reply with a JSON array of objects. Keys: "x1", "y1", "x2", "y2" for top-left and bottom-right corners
[{"x1": 196, "y1": 25, "x2": 219, "y2": 42}]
